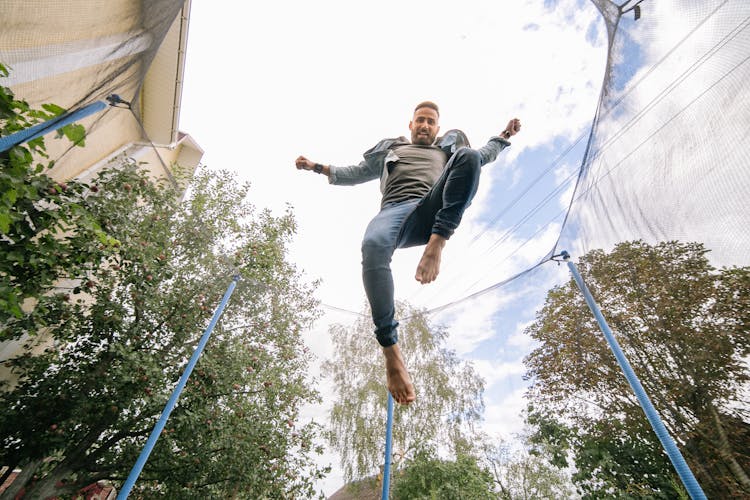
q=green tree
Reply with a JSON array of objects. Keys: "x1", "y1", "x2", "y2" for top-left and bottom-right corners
[
  {"x1": 325, "y1": 302, "x2": 485, "y2": 482},
  {"x1": 392, "y1": 448, "x2": 496, "y2": 500},
  {"x1": 1, "y1": 63, "x2": 109, "y2": 327},
  {"x1": 0, "y1": 160, "x2": 329, "y2": 498},
  {"x1": 524, "y1": 240, "x2": 750, "y2": 498}
]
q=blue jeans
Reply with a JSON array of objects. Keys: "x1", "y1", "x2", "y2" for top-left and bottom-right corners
[{"x1": 361, "y1": 148, "x2": 482, "y2": 347}]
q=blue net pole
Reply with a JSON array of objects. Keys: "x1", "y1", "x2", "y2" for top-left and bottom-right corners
[
  {"x1": 381, "y1": 392, "x2": 394, "y2": 500},
  {"x1": 0, "y1": 100, "x2": 107, "y2": 153},
  {"x1": 561, "y1": 251, "x2": 706, "y2": 500},
  {"x1": 117, "y1": 275, "x2": 240, "y2": 499}
]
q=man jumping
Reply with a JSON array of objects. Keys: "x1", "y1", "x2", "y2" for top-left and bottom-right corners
[{"x1": 296, "y1": 101, "x2": 520, "y2": 404}]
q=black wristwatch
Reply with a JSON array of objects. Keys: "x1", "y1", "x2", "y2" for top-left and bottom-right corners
[
  {"x1": 502, "y1": 130, "x2": 512, "y2": 139},
  {"x1": 313, "y1": 163, "x2": 324, "y2": 174}
]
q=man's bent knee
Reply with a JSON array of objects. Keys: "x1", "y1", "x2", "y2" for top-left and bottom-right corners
[
  {"x1": 453, "y1": 148, "x2": 482, "y2": 169},
  {"x1": 361, "y1": 239, "x2": 394, "y2": 268}
]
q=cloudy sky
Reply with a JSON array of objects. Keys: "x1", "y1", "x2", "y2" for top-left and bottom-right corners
[{"x1": 180, "y1": 0, "x2": 609, "y2": 495}]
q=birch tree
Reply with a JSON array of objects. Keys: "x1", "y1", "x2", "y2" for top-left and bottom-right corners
[{"x1": 325, "y1": 302, "x2": 485, "y2": 483}]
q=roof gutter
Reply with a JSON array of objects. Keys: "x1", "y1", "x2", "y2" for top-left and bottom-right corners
[{"x1": 170, "y1": 0, "x2": 192, "y2": 144}]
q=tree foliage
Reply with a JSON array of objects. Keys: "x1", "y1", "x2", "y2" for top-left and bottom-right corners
[
  {"x1": 524, "y1": 240, "x2": 750, "y2": 498},
  {"x1": 1, "y1": 63, "x2": 106, "y2": 326},
  {"x1": 389, "y1": 437, "x2": 575, "y2": 500},
  {"x1": 0, "y1": 75, "x2": 329, "y2": 497},
  {"x1": 391, "y1": 448, "x2": 496, "y2": 500},
  {"x1": 324, "y1": 302, "x2": 485, "y2": 482}
]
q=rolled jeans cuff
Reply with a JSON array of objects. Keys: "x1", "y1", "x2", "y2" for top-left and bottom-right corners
[
  {"x1": 375, "y1": 323, "x2": 398, "y2": 347},
  {"x1": 431, "y1": 226, "x2": 453, "y2": 240}
]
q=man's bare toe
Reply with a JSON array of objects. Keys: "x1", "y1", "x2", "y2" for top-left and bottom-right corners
[
  {"x1": 415, "y1": 253, "x2": 440, "y2": 284},
  {"x1": 390, "y1": 385, "x2": 416, "y2": 405},
  {"x1": 387, "y1": 374, "x2": 416, "y2": 405},
  {"x1": 402, "y1": 387, "x2": 416, "y2": 404},
  {"x1": 415, "y1": 266, "x2": 433, "y2": 284}
]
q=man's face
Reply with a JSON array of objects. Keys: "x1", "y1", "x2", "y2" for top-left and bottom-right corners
[{"x1": 409, "y1": 107, "x2": 440, "y2": 145}]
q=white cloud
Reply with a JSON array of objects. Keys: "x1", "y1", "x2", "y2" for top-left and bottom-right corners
[
  {"x1": 437, "y1": 290, "x2": 511, "y2": 355},
  {"x1": 473, "y1": 358, "x2": 527, "y2": 390},
  {"x1": 481, "y1": 388, "x2": 529, "y2": 439},
  {"x1": 507, "y1": 319, "x2": 537, "y2": 350}
]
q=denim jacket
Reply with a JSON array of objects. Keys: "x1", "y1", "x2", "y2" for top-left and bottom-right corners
[{"x1": 327, "y1": 129, "x2": 510, "y2": 194}]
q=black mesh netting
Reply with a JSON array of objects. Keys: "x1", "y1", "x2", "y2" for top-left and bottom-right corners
[
  {"x1": 556, "y1": 0, "x2": 750, "y2": 267},
  {"x1": 0, "y1": 0, "x2": 187, "y2": 175},
  {"x1": 406, "y1": 0, "x2": 750, "y2": 317}
]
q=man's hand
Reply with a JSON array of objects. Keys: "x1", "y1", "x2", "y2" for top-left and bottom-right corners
[
  {"x1": 502, "y1": 118, "x2": 522, "y2": 139},
  {"x1": 295, "y1": 155, "x2": 315, "y2": 171}
]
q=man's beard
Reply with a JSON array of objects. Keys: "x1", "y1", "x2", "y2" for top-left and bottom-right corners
[{"x1": 412, "y1": 132, "x2": 434, "y2": 145}]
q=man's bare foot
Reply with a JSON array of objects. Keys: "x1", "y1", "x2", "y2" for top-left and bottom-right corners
[
  {"x1": 383, "y1": 344, "x2": 416, "y2": 405},
  {"x1": 415, "y1": 234, "x2": 447, "y2": 284}
]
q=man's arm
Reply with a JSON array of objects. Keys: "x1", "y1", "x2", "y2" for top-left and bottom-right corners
[
  {"x1": 295, "y1": 155, "x2": 381, "y2": 185},
  {"x1": 295, "y1": 156, "x2": 331, "y2": 176},
  {"x1": 477, "y1": 118, "x2": 522, "y2": 166}
]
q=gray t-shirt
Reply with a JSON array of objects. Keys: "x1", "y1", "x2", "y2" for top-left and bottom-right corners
[{"x1": 381, "y1": 144, "x2": 449, "y2": 207}]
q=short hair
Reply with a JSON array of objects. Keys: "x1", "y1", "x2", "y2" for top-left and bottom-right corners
[{"x1": 414, "y1": 101, "x2": 439, "y2": 117}]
